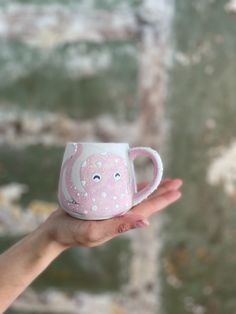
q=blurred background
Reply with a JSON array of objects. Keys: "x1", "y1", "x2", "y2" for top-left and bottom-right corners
[{"x1": 1, "y1": 0, "x2": 236, "y2": 313}]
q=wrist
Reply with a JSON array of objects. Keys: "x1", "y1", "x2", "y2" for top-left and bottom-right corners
[{"x1": 34, "y1": 221, "x2": 67, "y2": 259}]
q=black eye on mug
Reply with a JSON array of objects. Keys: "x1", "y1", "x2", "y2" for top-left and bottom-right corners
[
  {"x1": 93, "y1": 173, "x2": 101, "y2": 182},
  {"x1": 114, "y1": 172, "x2": 121, "y2": 181}
]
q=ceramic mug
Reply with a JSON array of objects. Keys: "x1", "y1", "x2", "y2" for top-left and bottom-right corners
[{"x1": 58, "y1": 142, "x2": 163, "y2": 220}]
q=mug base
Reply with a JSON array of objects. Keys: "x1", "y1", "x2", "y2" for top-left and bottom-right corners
[{"x1": 63, "y1": 208, "x2": 129, "y2": 221}]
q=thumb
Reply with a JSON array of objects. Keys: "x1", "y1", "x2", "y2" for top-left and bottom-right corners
[{"x1": 100, "y1": 215, "x2": 150, "y2": 239}]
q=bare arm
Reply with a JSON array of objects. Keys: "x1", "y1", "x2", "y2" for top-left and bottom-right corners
[
  {"x1": 0, "y1": 224, "x2": 64, "y2": 311},
  {"x1": 0, "y1": 178, "x2": 182, "y2": 312}
]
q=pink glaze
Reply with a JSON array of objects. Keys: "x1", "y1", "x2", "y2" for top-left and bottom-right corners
[{"x1": 58, "y1": 143, "x2": 133, "y2": 219}]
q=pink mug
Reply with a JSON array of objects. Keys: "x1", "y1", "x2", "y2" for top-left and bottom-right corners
[{"x1": 58, "y1": 142, "x2": 163, "y2": 220}]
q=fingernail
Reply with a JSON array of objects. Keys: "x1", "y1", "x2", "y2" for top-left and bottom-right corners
[
  {"x1": 134, "y1": 219, "x2": 150, "y2": 228},
  {"x1": 172, "y1": 179, "x2": 183, "y2": 186}
]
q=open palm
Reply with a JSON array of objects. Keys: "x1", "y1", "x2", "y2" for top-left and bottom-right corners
[{"x1": 45, "y1": 178, "x2": 182, "y2": 249}]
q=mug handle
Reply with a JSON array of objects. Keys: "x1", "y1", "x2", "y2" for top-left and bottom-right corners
[{"x1": 129, "y1": 147, "x2": 163, "y2": 206}]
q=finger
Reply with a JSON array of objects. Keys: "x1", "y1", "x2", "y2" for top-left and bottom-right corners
[
  {"x1": 93, "y1": 210, "x2": 150, "y2": 242},
  {"x1": 128, "y1": 190, "x2": 182, "y2": 219},
  {"x1": 138, "y1": 178, "x2": 183, "y2": 201},
  {"x1": 137, "y1": 178, "x2": 175, "y2": 193},
  {"x1": 137, "y1": 182, "x2": 148, "y2": 191},
  {"x1": 151, "y1": 179, "x2": 183, "y2": 198},
  {"x1": 100, "y1": 190, "x2": 181, "y2": 239}
]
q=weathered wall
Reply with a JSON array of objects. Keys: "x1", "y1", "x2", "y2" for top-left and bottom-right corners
[
  {"x1": 1, "y1": 0, "x2": 236, "y2": 313},
  {"x1": 162, "y1": 1, "x2": 236, "y2": 313}
]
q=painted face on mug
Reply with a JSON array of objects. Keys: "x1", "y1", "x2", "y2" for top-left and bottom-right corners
[
  {"x1": 80, "y1": 152, "x2": 130, "y2": 194},
  {"x1": 79, "y1": 152, "x2": 132, "y2": 215}
]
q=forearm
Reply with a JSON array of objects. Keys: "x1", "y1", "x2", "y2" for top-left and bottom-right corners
[
  {"x1": 0, "y1": 178, "x2": 183, "y2": 312},
  {"x1": 0, "y1": 223, "x2": 65, "y2": 312}
]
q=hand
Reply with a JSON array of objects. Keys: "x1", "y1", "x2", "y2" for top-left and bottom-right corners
[{"x1": 43, "y1": 178, "x2": 182, "y2": 250}]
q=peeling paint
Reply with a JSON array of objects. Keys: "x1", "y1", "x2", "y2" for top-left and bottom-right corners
[{"x1": 207, "y1": 141, "x2": 236, "y2": 196}]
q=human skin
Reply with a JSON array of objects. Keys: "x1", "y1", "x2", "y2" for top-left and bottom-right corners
[{"x1": 0, "y1": 178, "x2": 182, "y2": 312}]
